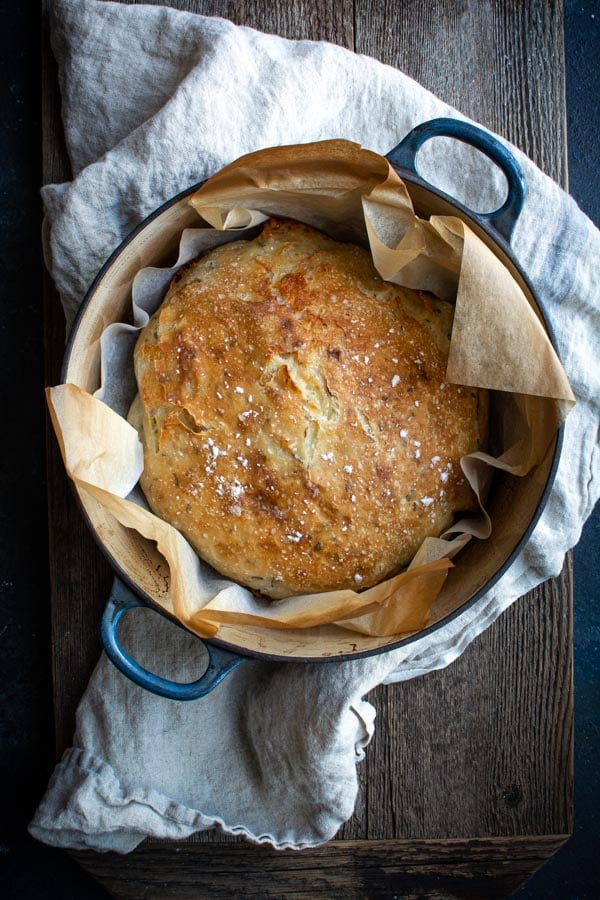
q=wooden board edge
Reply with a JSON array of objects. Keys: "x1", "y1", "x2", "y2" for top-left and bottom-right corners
[{"x1": 70, "y1": 834, "x2": 572, "y2": 899}]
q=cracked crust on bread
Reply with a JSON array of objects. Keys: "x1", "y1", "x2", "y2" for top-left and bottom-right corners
[{"x1": 133, "y1": 218, "x2": 487, "y2": 598}]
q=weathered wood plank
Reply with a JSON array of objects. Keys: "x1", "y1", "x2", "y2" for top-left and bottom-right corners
[
  {"x1": 42, "y1": 0, "x2": 114, "y2": 757},
  {"x1": 73, "y1": 835, "x2": 569, "y2": 898},
  {"x1": 355, "y1": 0, "x2": 567, "y2": 183},
  {"x1": 113, "y1": 0, "x2": 355, "y2": 45}
]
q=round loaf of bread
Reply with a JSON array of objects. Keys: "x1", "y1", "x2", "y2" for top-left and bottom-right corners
[{"x1": 132, "y1": 218, "x2": 487, "y2": 599}]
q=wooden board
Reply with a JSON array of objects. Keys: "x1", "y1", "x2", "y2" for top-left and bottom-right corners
[
  {"x1": 42, "y1": 0, "x2": 573, "y2": 895},
  {"x1": 72, "y1": 835, "x2": 569, "y2": 899}
]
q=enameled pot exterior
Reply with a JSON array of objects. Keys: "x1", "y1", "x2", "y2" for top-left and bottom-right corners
[{"x1": 61, "y1": 119, "x2": 562, "y2": 698}]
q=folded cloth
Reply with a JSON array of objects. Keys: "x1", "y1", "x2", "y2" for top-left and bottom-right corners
[{"x1": 30, "y1": 0, "x2": 599, "y2": 852}]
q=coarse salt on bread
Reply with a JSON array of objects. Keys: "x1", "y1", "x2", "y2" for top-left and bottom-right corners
[{"x1": 132, "y1": 218, "x2": 487, "y2": 598}]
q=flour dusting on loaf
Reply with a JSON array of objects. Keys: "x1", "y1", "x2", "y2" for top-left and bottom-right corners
[{"x1": 132, "y1": 218, "x2": 487, "y2": 598}]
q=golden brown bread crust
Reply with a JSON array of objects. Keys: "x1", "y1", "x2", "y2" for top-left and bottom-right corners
[{"x1": 133, "y1": 218, "x2": 487, "y2": 599}]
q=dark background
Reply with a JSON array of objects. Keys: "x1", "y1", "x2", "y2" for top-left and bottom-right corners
[{"x1": 1, "y1": 1, "x2": 598, "y2": 896}]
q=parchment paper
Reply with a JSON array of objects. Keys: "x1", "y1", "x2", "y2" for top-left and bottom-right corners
[{"x1": 47, "y1": 141, "x2": 574, "y2": 639}]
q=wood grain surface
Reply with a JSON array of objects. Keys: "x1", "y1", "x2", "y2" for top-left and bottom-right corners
[
  {"x1": 72, "y1": 835, "x2": 569, "y2": 899},
  {"x1": 42, "y1": 0, "x2": 573, "y2": 895}
]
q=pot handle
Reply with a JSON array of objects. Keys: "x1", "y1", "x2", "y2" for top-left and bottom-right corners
[
  {"x1": 100, "y1": 581, "x2": 246, "y2": 700},
  {"x1": 386, "y1": 117, "x2": 526, "y2": 242}
]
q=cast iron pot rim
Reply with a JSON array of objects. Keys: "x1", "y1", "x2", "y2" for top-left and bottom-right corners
[{"x1": 61, "y1": 173, "x2": 564, "y2": 664}]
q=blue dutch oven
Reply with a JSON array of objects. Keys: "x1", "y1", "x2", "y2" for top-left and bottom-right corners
[{"x1": 61, "y1": 119, "x2": 562, "y2": 701}]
